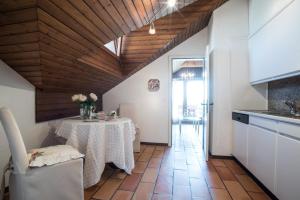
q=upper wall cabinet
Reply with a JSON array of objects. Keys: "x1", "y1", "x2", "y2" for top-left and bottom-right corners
[
  {"x1": 249, "y1": 0, "x2": 294, "y2": 35},
  {"x1": 249, "y1": 0, "x2": 300, "y2": 84}
]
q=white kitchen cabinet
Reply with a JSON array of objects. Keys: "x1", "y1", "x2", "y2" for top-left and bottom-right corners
[
  {"x1": 249, "y1": 0, "x2": 300, "y2": 84},
  {"x1": 248, "y1": 125, "x2": 276, "y2": 193},
  {"x1": 249, "y1": 0, "x2": 294, "y2": 35},
  {"x1": 234, "y1": 112, "x2": 300, "y2": 198},
  {"x1": 233, "y1": 121, "x2": 248, "y2": 167},
  {"x1": 276, "y1": 134, "x2": 300, "y2": 199}
]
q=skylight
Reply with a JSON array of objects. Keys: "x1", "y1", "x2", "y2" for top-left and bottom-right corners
[{"x1": 104, "y1": 37, "x2": 122, "y2": 56}]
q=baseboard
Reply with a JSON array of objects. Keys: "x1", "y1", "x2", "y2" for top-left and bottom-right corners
[
  {"x1": 232, "y1": 157, "x2": 278, "y2": 200},
  {"x1": 141, "y1": 142, "x2": 168, "y2": 146},
  {"x1": 209, "y1": 153, "x2": 234, "y2": 160}
]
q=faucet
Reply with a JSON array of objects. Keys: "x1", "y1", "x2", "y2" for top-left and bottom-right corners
[{"x1": 284, "y1": 100, "x2": 298, "y2": 115}]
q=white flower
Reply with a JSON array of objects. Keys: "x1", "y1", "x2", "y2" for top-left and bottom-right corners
[
  {"x1": 89, "y1": 93, "x2": 98, "y2": 102},
  {"x1": 79, "y1": 94, "x2": 87, "y2": 102},
  {"x1": 72, "y1": 94, "x2": 79, "y2": 102}
]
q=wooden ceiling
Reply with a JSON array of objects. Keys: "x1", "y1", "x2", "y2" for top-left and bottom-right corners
[
  {"x1": 0, "y1": 0, "x2": 226, "y2": 121},
  {"x1": 121, "y1": 0, "x2": 225, "y2": 75}
]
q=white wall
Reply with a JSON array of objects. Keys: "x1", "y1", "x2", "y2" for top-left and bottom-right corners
[
  {"x1": 103, "y1": 29, "x2": 208, "y2": 144},
  {"x1": 208, "y1": 0, "x2": 268, "y2": 156},
  {"x1": 0, "y1": 60, "x2": 49, "y2": 180}
]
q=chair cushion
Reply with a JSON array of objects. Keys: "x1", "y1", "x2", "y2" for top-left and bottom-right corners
[{"x1": 28, "y1": 145, "x2": 84, "y2": 167}]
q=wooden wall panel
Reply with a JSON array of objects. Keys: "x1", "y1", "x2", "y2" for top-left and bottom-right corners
[
  {"x1": 0, "y1": 6, "x2": 42, "y2": 87},
  {"x1": 35, "y1": 0, "x2": 123, "y2": 122},
  {"x1": 0, "y1": 0, "x2": 36, "y2": 12},
  {"x1": 36, "y1": 90, "x2": 103, "y2": 122}
]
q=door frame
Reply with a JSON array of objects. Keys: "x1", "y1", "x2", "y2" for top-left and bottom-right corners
[{"x1": 168, "y1": 55, "x2": 205, "y2": 146}]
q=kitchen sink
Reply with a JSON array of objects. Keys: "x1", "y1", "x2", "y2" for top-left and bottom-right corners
[{"x1": 250, "y1": 110, "x2": 300, "y2": 118}]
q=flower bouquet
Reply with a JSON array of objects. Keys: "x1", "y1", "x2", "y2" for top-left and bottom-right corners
[{"x1": 72, "y1": 93, "x2": 98, "y2": 119}]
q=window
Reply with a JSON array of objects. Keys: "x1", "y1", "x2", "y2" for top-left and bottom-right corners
[{"x1": 104, "y1": 37, "x2": 122, "y2": 56}]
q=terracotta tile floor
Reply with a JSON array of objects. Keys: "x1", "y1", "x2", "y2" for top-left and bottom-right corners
[{"x1": 85, "y1": 125, "x2": 271, "y2": 200}]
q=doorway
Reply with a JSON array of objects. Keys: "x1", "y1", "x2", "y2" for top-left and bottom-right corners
[{"x1": 170, "y1": 58, "x2": 205, "y2": 151}]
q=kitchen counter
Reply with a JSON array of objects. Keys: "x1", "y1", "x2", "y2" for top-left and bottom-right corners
[{"x1": 234, "y1": 110, "x2": 300, "y2": 125}]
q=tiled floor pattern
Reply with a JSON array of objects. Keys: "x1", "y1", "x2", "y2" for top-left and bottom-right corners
[{"x1": 85, "y1": 125, "x2": 271, "y2": 200}]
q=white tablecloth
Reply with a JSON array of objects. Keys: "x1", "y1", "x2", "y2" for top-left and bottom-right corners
[{"x1": 55, "y1": 118, "x2": 135, "y2": 188}]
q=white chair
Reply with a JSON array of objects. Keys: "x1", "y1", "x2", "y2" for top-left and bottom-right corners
[
  {"x1": 0, "y1": 107, "x2": 84, "y2": 200},
  {"x1": 119, "y1": 103, "x2": 141, "y2": 152}
]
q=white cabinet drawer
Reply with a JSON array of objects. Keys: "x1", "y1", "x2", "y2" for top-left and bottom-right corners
[
  {"x1": 249, "y1": 116, "x2": 277, "y2": 131},
  {"x1": 233, "y1": 121, "x2": 248, "y2": 167},
  {"x1": 278, "y1": 121, "x2": 300, "y2": 140},
  {"x1": 239, "y1": 112, "x2": 300, "y2": 198},
  {"x1": 277, "y1": 135, "x2": 300, "y2": 199},
  {"x1": 248, "y1": 125, "x2": 276, "y2": 193}
]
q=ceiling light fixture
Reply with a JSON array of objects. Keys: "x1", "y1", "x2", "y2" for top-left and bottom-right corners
[
  {"x1": 147, "y1": 0, "x2": 177, "y2": 35},
  {"x1": 180, "y1": 72, "x2": 195, "y2": 80},
  {"x1": 149, "y1": 22, "x2": 156, "y2": 35},
  {"x1": 167, "y1": 0, "x2": 176, "y2": 7}
]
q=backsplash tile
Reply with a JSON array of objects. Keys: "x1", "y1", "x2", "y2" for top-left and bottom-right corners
[{"x1": 268, "y1": 76, "x2": 300, "y2": 113}]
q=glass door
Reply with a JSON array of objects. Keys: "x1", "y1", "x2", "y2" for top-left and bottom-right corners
[
  {"x1": 172, "y1": 80, "x2": 184, "y2": 123},
  {"x1": 202, "y1": 46, "x2": 211, "y2": 161}
]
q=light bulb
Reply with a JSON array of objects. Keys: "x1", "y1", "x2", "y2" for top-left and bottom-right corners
[
  {"x1": 167, "y1": 0, "x2": 176, "y2": 7},
  {"x1": 149, "y1": 22, "x2": 156, "y2": 35}
]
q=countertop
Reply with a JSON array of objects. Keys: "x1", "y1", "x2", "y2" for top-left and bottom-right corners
[{"x1": 233, "y1": 110, "x2": 300, "y2": 125}]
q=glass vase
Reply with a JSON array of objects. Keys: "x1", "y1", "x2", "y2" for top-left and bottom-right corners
[
  {"x1": 88, "y1": 104, "x2": 96, "y2": 119},
  {"x1": 80, "y1": 103, "x2": 89, "y2": 119},
  {"x1": 80, "y1": 103, "x2": 86, "y2": 119}
]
